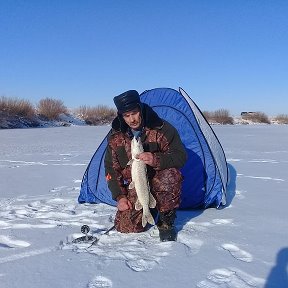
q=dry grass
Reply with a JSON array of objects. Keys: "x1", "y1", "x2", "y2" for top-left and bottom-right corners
[
  {"x1": 37, "y1": 98, "x2": 67, "y2": 120},
  {"x1": 0, "y1": 96, "x2": 35, "y2": 119},
  {"x1": 76, "y1": 105, "x2": 116, "y2": 125},
  {"x1": 241, "y1": 112, "x2": 270, "y2": 124},
  {"x1": 3, "y1": 95, "x2": 287, "y2": 129},
  {"x1": 202, "y1": 111, "x2": 210, "y2": 121},
  {"x1": 203, "y1": 109, "x2": 234, "y2": 124},
  {"x1": 274, "y1": 114, "x2": 288, "y2": 124}
]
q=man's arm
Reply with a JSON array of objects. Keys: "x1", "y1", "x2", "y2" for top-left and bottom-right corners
[
  {"x1": 104, "y1": 143, "x2": 127, "y2": 200},
  {"x1": 154, "y1": 121, "x2": 187, "y2": 170}
]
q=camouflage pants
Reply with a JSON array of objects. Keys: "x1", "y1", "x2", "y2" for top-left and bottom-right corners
[{"x1": 115, "y1": 168, "x2": 182, "y2": 233}]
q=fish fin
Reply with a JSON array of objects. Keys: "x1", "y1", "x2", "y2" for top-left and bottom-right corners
[
  {"x1": 142, "y1": 217, "x2": 147, "y2": 228},
  {"x1": 135, "y1": 199, "x2": 143, "y2": 210},
  {"x1": 149, "y1": 193, "x2": 157, "y2": 208},
  {"x1": 127, "y1": 159, "x2": 133, "y2": 166},
  {"x1": 147, "y1": 213, "x2": 155, "y2": 225},
  {"x1": 128, "y1": 181, "x2": 135, "y2": 189}
]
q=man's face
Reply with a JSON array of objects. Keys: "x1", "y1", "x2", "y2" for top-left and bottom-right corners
[{"x1": 122, "y1": 108, "x2": 142, "y2": 130}]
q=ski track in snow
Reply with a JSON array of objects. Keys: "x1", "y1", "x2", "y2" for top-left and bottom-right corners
[
  {"x1": 227, "y1": 158, "x2": 242, "y2": 162},
  {"x1": 227, "y1": 158, "x2": 280, "y2": 164},
  {"x1": 0, "y1": 247, "x2": 56, "y2": 264},
  {"x1": 248, "y1": 159, "x2": 279, "y2": 164},
  {"x1": 0, "y1": 235, "x2": 30, "y2": 248},
  {"x1": 0, "y1": 157, "x2": 87, "y2": 169},
  {"x1": 237, "y1": 173, "x2": 284, "y2": 182},
  {"x1": 197, "y1": 268, "x2": 265, "y2": 288}
]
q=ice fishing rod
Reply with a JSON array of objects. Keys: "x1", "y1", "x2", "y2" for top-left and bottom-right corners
[
  {"x1": 87, "y1": 209, "x2": 143, "y2": 248},
  {"x1": 72, "y1": 209, "x2": 142, "y2": 247}
]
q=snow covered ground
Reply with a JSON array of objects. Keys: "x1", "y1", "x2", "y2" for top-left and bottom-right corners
[{"x1": 0, "y1": 125, "x2": 287, "y2": 288}]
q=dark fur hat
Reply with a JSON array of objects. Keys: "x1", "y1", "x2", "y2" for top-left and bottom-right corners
[{"x1": 113, "y1": 90, "x2": 140, "y2": 114}]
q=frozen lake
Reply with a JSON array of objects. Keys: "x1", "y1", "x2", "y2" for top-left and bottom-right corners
[{"x1": 0, "y1": 125, "x2": 287, "y2": 288}]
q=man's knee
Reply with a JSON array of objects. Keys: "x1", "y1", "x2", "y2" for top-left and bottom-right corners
[
  {"x1": 151, "y1": 168, "x2": 182, "y2": 211},
  {"x1": 114, "y1": 209, "x2": 146, "y2": 233}
]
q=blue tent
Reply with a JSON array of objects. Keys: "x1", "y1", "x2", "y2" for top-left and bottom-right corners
[{"x1": 78, "y1": 87, "x2": 228, "y2": 209}]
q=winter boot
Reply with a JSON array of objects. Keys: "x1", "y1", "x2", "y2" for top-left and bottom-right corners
[{"x1": 157, "y1": 209, "x2": 177, "y2": 242}]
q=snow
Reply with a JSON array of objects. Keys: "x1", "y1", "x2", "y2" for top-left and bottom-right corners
[{"x1": 0, "y1": 125, "x2": 288, "y2": 288}]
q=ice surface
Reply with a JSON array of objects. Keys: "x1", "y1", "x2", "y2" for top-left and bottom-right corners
[{"x1": 1, "y1": 125, "x2": 288, "y2": 287}]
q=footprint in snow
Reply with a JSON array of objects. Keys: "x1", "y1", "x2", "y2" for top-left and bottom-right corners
[
  {"x1": 177, "y1": 232, "x2": 203, "y2": 255},
  {"x1": 126, "y1": 258, "x2": 158, "y2": 272},
  {"x1": 67, "y1": 232, "x2": 172, "y2": 272},
  {"x1": 182, "y1": 218, "x2": 233, "y2": 233},
  {"x1": 181, "y1": 221, "x2": 212, "y2": 233},
  {"x1": 0, "y1": 235, "x2": 30, "y2": 248},
  {"x1": 0, "y1": 196, "x2": 108, "y2": 232},
  {"x1": 87, "y1": 276, "x2": 112, "y2": 288},
  {"x1": 235, "y1": 190, "x2": 246, "y2": 200},
  {"x1": 50, "y1": 186, "x2": 67, "y2": 193},
  {"x1": 211, "y1": 219, "x2": 234, "y2": 225},
  {"x1": 221, "y1": 243, "x2": 253, "y2": 262},
  {"x1": 197, "y1": 268, "x2": 265, "y2": 288}
]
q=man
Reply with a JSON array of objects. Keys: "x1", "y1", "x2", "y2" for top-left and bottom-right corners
[{"x1": 104, "y1": 90, "x2": 187, "y2": 241}]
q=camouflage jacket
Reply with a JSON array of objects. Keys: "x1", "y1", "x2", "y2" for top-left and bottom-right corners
[{"x1": 104, "y1": 103, "x2": 187, "y2": 200}]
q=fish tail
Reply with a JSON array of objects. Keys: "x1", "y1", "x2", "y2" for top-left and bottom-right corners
[{"x1": 142, "y1": 208, "x2": 155, "y2": 227}]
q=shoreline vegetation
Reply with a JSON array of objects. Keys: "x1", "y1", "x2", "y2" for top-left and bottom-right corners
[{"x1": 1, "y1": 96, "x2": 288, "y2": 129}]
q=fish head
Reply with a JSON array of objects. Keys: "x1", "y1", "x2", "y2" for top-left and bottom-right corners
[{"x1": 131, "y1": 136, "x2": 144, "y2": 158}]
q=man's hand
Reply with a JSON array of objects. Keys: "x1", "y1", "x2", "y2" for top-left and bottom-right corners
[
  {"x1": 117, "y1": 197, "x2": 132, "y2": 211},
  {"x1": 138, "y1": 152, "x2": 156, "y2": 167}
]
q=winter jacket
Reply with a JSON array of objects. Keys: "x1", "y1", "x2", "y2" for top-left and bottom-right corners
[{"x1": 104, "y1": 103, "x2": 187, "y2": 202}]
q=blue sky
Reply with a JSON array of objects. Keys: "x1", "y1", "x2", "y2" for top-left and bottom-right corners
[{"x1": 0, "y1": 0, "x2": 287, "y2": 115}]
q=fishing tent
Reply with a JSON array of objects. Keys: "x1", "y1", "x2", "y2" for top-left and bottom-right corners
[{"x1": 78, "y1": 87, "x2": 228, "y2": 209}]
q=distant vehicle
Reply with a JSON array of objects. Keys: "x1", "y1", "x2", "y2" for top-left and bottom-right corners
[{"x1": 241, "y1": 112, "x2": 257, "y2": 116}]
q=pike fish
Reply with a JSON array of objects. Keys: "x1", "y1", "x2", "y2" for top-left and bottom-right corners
[{"x1": 128, "y1": 137, "x2": 156, "y2": 227}]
